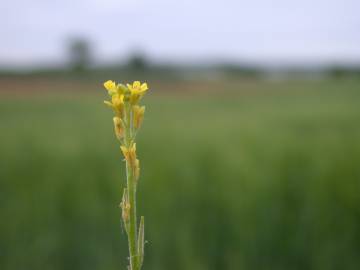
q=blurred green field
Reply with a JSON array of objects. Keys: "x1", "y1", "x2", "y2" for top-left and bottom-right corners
[{"x1": 1, "y1": 78, "x2": 360, "y2": 270}]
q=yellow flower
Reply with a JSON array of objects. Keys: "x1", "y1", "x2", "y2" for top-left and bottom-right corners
[
  {"x1": 104, "y1": 80, "x2": 117, "y2": 95},
  {"x1": 104, "y1": 93, "x2": 124, "y2": 116},
  {"x1": 127, "y1": 81, "x2": 149, "y2": 104}
]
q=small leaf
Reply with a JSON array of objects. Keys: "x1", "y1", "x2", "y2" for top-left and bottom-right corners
[{"x1": 137, "y1": 216, "x2": 145, "y2": 268}]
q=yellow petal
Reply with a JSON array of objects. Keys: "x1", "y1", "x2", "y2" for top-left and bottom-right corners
[
  {"x1": 127, "y1": 83, "x2": 133, "y2": 90},
  {"x1": 133, "y1": 81, "x2": 141, "y2": 88},
  {"x1": 140, "y1": 83, "x2": 148, "y2": 92}
]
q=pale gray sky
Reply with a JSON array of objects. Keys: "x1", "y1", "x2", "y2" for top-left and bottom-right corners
[{"x1": 1, "y1": 0, "x2": 360, "y2": 67}]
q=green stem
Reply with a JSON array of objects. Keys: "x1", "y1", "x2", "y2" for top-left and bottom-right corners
[{"x1": 124, "y1": 102, "x2": 138, "y2": 270}]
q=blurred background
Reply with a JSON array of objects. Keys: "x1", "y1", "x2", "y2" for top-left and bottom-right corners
[{"x1": 1, "y1": 0, "x2": 360, "y2": 270}]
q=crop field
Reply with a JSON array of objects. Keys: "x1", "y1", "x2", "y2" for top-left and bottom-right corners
[{"x1": 1, "y1": 78, "x2": 360, "y2": 270}]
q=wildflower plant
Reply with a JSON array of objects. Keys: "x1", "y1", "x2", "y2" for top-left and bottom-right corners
[{"x1": 103, "y1": 80, "x2": 148, "y2": 270}]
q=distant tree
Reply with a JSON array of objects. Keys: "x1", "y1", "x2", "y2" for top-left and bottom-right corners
[
  {"x1": 220, "y1": 63, "x2": 262, "y2": 78},
  {"x1": 327, "y1": 66, "x2": 360, "y2": 78},
  {"x1": 126, "y1": 52, "x2": 148, "y2": 72},
  {"x1": 68, "y1": 38, "x2": 92, "y2": 71}
]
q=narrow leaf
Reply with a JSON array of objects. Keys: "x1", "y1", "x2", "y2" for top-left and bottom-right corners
[{"x1": 137, "y1": 216, "x2": 145, "y2": 268}]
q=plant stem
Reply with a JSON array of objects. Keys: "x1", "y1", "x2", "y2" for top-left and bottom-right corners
[{"x1": 124, "y1": 103, "x2": 138, "y2": 270}]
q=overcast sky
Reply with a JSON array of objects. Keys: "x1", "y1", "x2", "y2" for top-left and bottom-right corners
[{"x1": 1, "y1": 0, "x2": 360, "y2": 67}]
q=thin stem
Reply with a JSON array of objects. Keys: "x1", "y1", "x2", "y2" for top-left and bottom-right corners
[{"x1": 124, "y1": 102, "x2": 138, "y2": 270}]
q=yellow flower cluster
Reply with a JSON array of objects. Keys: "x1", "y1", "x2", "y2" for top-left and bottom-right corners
[
  {"x1": 103, "y1": 80, "x2": 148, "y2": 137},
  {"x1": 104, "y1": 80, "x2": 148, "y2": 116},
  {"x1": 103, "y1": 80, "x2": 148, "y2": 181}
]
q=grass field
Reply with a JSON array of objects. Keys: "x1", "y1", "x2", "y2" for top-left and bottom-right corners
[{"x1": 1, "y1": 78, "x2": 360, "y2": 270}]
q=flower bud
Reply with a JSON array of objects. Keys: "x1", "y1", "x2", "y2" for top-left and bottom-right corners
[
  {"x1": 111, "y1": 94, "x2": 124, "y2": 117},
  {"x1": 120, "y1": 143, "x2": 137, "y2": 167},
  {"x1": 120, "y1": 189, "x2": 131, "y2": 226},
  {"x1": 113, "y1": 117, "x2": 124, "y2": 140},
  {"x1": 133, "y1": 105, "x2": 145, "y2": 130},
  {"x1": 117, "y1": 83, "x2": 128, "y2": 95}
]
